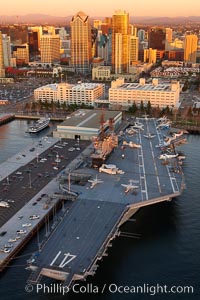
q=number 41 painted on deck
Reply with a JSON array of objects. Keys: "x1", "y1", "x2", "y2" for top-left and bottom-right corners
[{"x1": 50, "y1": 251, "x2": 76, "y2": 268}]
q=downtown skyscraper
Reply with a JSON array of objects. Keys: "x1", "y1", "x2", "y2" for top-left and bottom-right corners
[
  {"x1": 40, "y1": 34, "x2": 60, "y2": 63},
  {"x1": 184, "y1": 34, "x2": 198, "y2": 63},
  {"x1": 0, "y1": 32, "x2": 5, "y2": 77},
  {"x1": 70, "y1": 11, "x2": 92, "y2": 75},
  {"x1": 112, "y1": 10, "x2": 130, "y2": 74}
]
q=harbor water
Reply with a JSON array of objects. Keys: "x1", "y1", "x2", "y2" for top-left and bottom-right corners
[{"x1": 0, "y1": 120, "x2": 199, "y2": 299}]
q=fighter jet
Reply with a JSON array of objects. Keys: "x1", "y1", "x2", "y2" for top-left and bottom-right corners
[
  {"x1": 121, "y1": 179, "x2": 139, "y2": 193},
  {"x1": 143, "y1": 133, "x2": 156, "y2": 139},
  {"x1": 159, "y1": 153, "x2": 178, "y2": 160},
  {"x1": 132, "y1": 122, "x2": 144, "y2": 131},
  {"x1": 88, "y1": 175, "x2": 104, "y2": 189},
  {"x1": 0, "y1": 201, "x2": 10, "y2": 208},
  {"x1": 123, "y1": 141, "x2": 141, "y2": 149}
]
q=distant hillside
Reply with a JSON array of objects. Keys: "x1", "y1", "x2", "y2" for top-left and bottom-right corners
[
  {"x1": 0, "y1": 14, "x2": 69, "y2": 25},
  {"x1": 0, "y1": 14, "x2": 200, "y2": 25},
  {"x1": 131, "y1": 16, "x2": 200, "y2": 24}
]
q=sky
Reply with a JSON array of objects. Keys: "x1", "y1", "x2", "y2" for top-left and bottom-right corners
[{"x1": 1, "y1": 0, "x2": 200, "y2": 17}]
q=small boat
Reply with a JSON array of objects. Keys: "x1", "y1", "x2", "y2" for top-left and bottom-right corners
[{"x1": 27, "y1": 118, "x2": 50, "y2": 133}]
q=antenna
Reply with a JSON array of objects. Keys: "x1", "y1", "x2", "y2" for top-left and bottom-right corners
[
  {"x1": 68, "y1": 172, "x2": 71, "y2": 193},
  {"x1": 109, "y1": 117, "x2": 114, "y2": 132},
  {"x1": 99, "y1": 108, "x2": 105, "y2": 141}
]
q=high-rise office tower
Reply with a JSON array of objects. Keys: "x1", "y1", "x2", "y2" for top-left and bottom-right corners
[
  {"x1": 28, "y1": 26, "x2": 43, "y2": 51},
  {"x1": 28, "y1": 31, "x2": 39, "y2": 56},
  {"x1": 43, "y1": 26, "x2": 56, "y2": 36},
  {"x1": 165, "y1": 28, "x2": 173, "y2": 43},
  {"x1": 112, "y1": 10, "x2": 130, "y2": 74},
  {"x1": 129, "y1": 25, "x2": 137, "y2": 37},
  {"x1": 2, "y1": 34, "x2": 12, "y2": 67},
  {"x1": 40, "y1": 35, "x2": 60, "y2": 63},
  {"x1": 165, "y1": 27, "x2": 173, "y2": 51},
  {"x1": 0, "y1": 32, "x2": 5, "y2": 77},
  {"x1": 12, "y1": 43, "x2": 29, "y2": 65},
  {"x1": 129, "y1": 36, "x2": 138, "y2": 64},
  {"x1": 93, "y1": 20, "x2": 102, "y2": 30},
  {"x1": 70, "y1": 11, "x2": 92, "y2": 74},
  {"x1": 148, "y1": 27, "x2": 166, "y2": 50},
  {"x1": 97, "y1": 31, "x2": 109, "y2": 64},
  {"x1": 113, "y1": 33, "x2": 130, "y2": 74},
  {"x1": 144, "y1": 48, "x2": 157, "y2": 63},
  {"x1": 137, "y1": 29, "x2": 146, "y2": 42},
  {"x1": 184, "y1": 34, "x2": 198, "y2": 63}
]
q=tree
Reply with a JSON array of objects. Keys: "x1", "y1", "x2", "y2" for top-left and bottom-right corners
[
  {"x1": 161, "y1": 105, "x2": 170, "y2": 116},
  {"x1": 140, "y1": 100, "x2": 144, "y2": 112},
  {"x1": 31, "y1": 101, "x2": 36, "y2": 112},
  {"x1": 128, "y1": 101, "x2": 138, "y2": 114},
  {"x1": 182, "y1": 80, "x2": 189, "y2": 91},
  {"x1": 61, "y1": 101, "x2": 67, "y2": 111},
  {"x1": 146, "y1": 101, "x2": 152, "y2": 115},
  {"x1": 187, "y1": 106, "x2": 193, "y2": 118}
]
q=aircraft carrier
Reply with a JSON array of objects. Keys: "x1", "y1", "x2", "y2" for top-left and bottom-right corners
[{"x1": 22, "y1": 117, "x2": 186, "y2": 287}]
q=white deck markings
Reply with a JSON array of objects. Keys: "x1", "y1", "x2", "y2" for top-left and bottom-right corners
[
  {"x1": 153, "y1": 119, "x2": 180, "y2": 194},
  {"x1": 50, "y1": 251, "x2": 76, "y2": 268},
  {"x1": 154, "y1": 119, "x2": 162, "y2": 145},
  {"x1": 137, "y1": 128, "x2": 148, "y2": 201},
  {"x1": 166, "y1": 166, "x2": 180, "y2": 193},
  {"x1": 146, "y1": 119, "x2": 162, "y2": 194},
  {"x1": 77, "y1": 113, "x2": 97, "y2": 127},
  {"x1": 50, "y1": 251, "x2": 62, "y2": 266},
  {"x1": 59, "y1": 253, "x2": 77, "y2": 269}
]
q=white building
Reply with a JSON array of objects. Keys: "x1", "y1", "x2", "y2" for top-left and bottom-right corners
[
  {"x1": 109, "y1": 78, "x2": 180, "y2": 109},
  {"x1": 92, "y1": 66, "x2": 111, "y2": 80},
  {"x1": 34, "y1": 82, "x2": 105, "y2": 107}
]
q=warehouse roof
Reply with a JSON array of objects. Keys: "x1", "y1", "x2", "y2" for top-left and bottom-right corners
[{"x1": 58, "y1": 110, "x2": 121, "y2": 129}]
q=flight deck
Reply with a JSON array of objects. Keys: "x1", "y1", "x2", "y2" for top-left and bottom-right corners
[{"x1": 26, "y1": 117, "x2": 185, "y2": 287}]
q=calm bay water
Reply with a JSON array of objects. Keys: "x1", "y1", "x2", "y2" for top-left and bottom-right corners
[{"x1": 0, "y1": 120, "x2": 199, "y2": 299}]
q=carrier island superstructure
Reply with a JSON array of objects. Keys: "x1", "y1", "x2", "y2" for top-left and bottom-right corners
[{"x1": 0, "y1": 111, "x2": 186, "y2": 289}]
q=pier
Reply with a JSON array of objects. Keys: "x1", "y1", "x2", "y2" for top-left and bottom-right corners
[{"x1": 0, "y1": 114, "x2": 15, "y2": 126}]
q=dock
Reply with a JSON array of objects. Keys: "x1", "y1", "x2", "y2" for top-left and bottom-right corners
[{"x1": 0, "y1": 114, "x2": 15, "y2": 126}]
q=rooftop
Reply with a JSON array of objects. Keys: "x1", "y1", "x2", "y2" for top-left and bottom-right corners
[
  {"x1": 110, "y1": 82, "x2": 174, "y2": 92},
  {"x1": 35, "y1": 83, "x2": 104, "y2": 92},
  {"x1": 58, "y1": 109, "x2": 121, "y2": 130}
]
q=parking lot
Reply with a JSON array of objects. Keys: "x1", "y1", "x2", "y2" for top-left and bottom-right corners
[
  {"x1": 0, "y1": 77, "x2": 55, "y2": 105},
  {"x1": 0, "y1": 138, "x2": 90, "y2": 227}
]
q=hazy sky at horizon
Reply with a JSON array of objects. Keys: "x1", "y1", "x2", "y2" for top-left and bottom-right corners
[{"x1": 1, "y1": 0, "x2": 200, "y2": 17}]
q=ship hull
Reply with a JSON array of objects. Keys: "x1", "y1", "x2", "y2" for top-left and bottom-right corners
[{"x1": 28, "y1": 118, "x2": 50, "y2": 133}]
